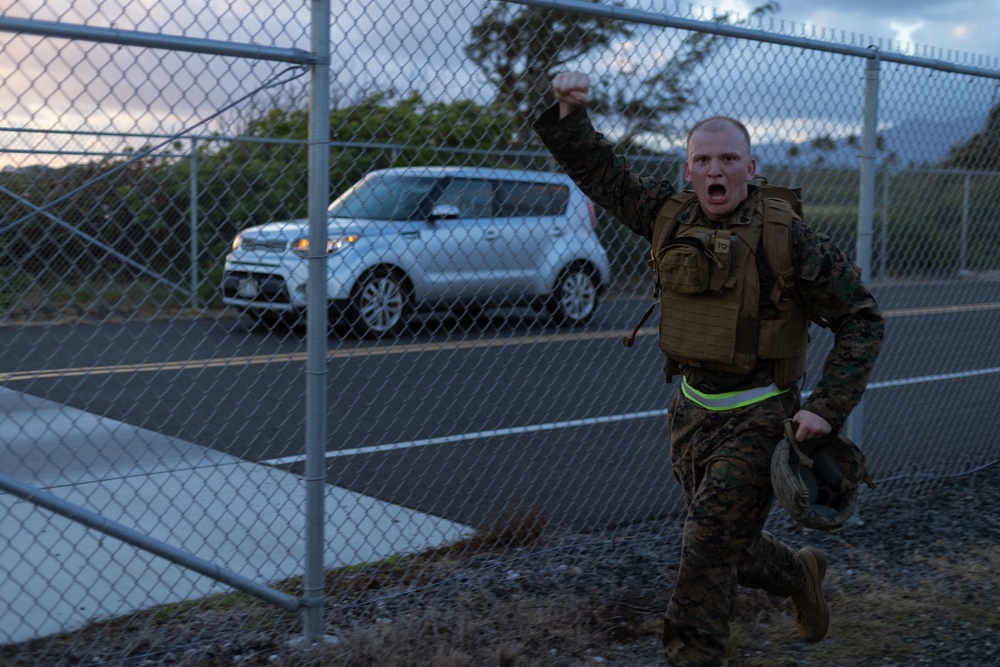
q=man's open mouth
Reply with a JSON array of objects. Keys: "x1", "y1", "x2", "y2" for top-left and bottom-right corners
[{"x1": 707, "y1": 183, "x2": 727, "y2": 203}]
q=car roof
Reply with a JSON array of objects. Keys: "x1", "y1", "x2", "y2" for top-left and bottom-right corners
[{"x1": 367, "y1": 166, "x2": 573, "y2": 184}]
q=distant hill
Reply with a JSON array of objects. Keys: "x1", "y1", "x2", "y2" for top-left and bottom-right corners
[{"x1": 754, "y1": 116, "x2": 983, "y2": 170}]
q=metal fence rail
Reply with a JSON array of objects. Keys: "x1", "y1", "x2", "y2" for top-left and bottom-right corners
[{"x1": 1, "y1": 0, "x2": 999, "y2": 657}]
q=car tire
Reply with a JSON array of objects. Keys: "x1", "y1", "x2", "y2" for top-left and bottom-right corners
[
  {"x1": 349, "y1": 268, "x2": 412, "y2": 338},
  {"x1": 548, "y1": 264, "x2": 599, "y2": 326}
]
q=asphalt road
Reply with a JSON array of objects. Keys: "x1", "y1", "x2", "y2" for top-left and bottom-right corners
[{"x1": 2, "y1": 281, "x2": 999, "y2": 530}]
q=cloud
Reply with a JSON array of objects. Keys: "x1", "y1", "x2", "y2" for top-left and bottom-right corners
[
  {"x1": 706, "y1": 0, "x2": 1000, "y2": 58},
  {"x1": 2, "y1": 0, "x2": 996, "y2": 174},
  {"x1": 888, "y1": 20, "x2": 924, "y2": 54}
]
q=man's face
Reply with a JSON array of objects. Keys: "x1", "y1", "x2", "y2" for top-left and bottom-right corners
[{"x1": 683, "y1": 124, "x2": 756, "y2": 221}]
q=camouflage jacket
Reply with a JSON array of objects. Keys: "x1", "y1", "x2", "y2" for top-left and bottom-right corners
[{"x1": 533, "y1": 104, "x2": 885, "y2": 431}]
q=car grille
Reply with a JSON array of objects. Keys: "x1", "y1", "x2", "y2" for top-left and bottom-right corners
[
  {"x1": 242, "y1": 237, "x2": 288, "y2": 253},
  {"x1": 222, "y1": 271, "x2": 291, "y2": 304}
]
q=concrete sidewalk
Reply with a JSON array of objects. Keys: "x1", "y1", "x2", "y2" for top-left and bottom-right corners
[{"x1": 0, "y1": 388, "x2": 471, "y2": 644}]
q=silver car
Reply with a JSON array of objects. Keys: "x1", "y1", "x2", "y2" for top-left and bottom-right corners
[{"x1": 221, "y1": 166, "x2": 612, "y2": 336}]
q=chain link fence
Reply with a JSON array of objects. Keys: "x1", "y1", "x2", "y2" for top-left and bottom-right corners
[{"x1": 1, "y1": 0, "x2": 999, "y2": 656}]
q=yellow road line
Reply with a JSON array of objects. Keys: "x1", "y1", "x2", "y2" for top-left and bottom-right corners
[
  {"x1": 0, "y1": 328, "x2": 636, "y2": 382},
  {"x1": 1, "y1": 302, "x2": 997, "y2": 383},
  {"x1": 881, "y1": 302, "x2": 1000, "y2": 317}
]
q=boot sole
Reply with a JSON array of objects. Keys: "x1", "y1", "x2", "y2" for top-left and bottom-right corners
[{"x1": 795, "y1": 547, "x2": 830, "y2": 643}]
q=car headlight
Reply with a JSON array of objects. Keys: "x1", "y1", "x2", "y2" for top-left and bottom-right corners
[
  {"x1": 231, "y1": 233, "x2": 243, "y2": 251},
  {"x1": 291, "y1": 234, "x2": 359, "y2": 258}
]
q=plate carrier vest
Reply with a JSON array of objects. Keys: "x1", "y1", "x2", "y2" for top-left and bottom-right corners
[{"x1": 624, "y1": 182, "x2": 818, "y2": 390}]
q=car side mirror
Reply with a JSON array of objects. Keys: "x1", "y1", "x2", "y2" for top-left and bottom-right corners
[{"x1": 429, "y1": 204, "x2": 461, "y2": 221}]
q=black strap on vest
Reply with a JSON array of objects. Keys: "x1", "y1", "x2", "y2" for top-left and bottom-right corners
[{"x1": 623, "y1": 301, "x2": 657, "y2": 347}]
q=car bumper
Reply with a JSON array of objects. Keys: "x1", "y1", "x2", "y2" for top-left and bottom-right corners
[{"x1": 221, "y1": 258, "x2": 356, "y2": 312}]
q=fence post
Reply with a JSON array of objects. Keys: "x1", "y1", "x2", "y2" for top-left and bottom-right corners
[
  {"x1": 880, "y1": 170, "x2": 890, "y2": 278},
  {"x1": 960, "y1": 173, "x2": 971, "y2": 274},
  {"x1": 847, "y1": 50, "x2": 880, "y2": 450},
  {"x1": 302, "y1": 0, "x2": 332, "y2": 644},
  {"x1": 189, "y1": 137, "x2": 199, "y2": 309}
]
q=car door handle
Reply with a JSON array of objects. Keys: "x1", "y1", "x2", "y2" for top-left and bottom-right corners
[
  {"x1": 549, "y1": 225, "x2": 564, "y2": 236},
  {"x1": 484, "y1": 228, "x2": 500, "y2": 240}
]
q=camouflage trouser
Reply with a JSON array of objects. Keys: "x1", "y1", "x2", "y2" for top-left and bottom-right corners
[{"x1": 662, "y1": 388, "x2": 807, "y2": 667}]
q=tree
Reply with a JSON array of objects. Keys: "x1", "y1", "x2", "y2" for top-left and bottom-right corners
[
  {"x1": 465, "y1": 1, "x2": 631, "y2": 150},
  {"x1": 811, "y1": 135, "x2": 837, "y2": 152},
  {"x1": 113, "y1": 93, "x2": 517, "y2": 293},
  {"x1": 944, "y1": 103, "x2": 1000, "y2": 171},
  {"x1": 211, "y1": 90, "x2": 516, "y2": 228},
  {"x1": 784, "y1": 132, "x2": 890, "y2": 167},
  {"x1": 465, "y1": 1, "x2": 778, "y2": 151}
]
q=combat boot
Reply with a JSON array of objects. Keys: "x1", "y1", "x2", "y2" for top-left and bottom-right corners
[{"x1": 790, "y1": 547, "x2": 829, "y2": 642}]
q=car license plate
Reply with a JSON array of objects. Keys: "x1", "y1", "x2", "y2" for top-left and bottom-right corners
[{"x1": 237, "y1": 277, "x2": 259, "y2": 298}]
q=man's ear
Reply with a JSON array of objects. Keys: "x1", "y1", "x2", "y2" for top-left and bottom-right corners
[
  {"x1": 683, "y1": 161, "x2": 691, "y2": 183},
  {"x1": 746, "y1": 158, "x2": 757, "y2": 181}
]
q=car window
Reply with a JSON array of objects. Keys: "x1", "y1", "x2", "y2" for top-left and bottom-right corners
[
  {"x1": 435, "y1": 179, "x2": 494, "y2": 218},
  {"x1": 496, "y1": 181, "x2": 569, "y2": 217},
  {"x1": 327, "y1": 173, "x2": 438, "y2": 220}
]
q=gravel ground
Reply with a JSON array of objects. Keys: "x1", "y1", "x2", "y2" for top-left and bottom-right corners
[{"x1": 2, "y1": 463, "x2": 998, "y2": 666}]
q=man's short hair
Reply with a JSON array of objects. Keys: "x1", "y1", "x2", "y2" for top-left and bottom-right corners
[{"x1": 687, "y1": 116, "x2": 752, "y2": 155}]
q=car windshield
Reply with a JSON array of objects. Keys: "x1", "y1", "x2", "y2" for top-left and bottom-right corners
[{"x1": 327, "y1": 173, "x2": 439, "y2": 220}]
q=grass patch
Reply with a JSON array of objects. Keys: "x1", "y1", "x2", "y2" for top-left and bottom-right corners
[
  {"x1": 0, "y1": 275, "x2": 213, "y2": 323},
  {"x1": 727, "y1": 544, "x2": 1000, "y2": 666},
  {"x1": 312, "y1": 504, "x2": 549, "y2": 599},
  {"x1": 3, "y1": 476, "x2": 998, "y2": 666}
]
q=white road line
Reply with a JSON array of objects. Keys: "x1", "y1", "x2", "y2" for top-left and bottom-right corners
[
  {"x1": 261, "y1": 409, "x2": 668, "y2": 466},
  {"x1": 262, "y1": 366, "x2": 1000, "y2": 467},
  {"x1": 3, "y1": 301, "x2": 997, "y2": 384},
  {"x1": 866, "y1": 366, "x2": 1000, "y2": 388}
]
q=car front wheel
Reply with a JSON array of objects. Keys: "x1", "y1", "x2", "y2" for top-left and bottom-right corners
[
  {"x1": 349, "y1": 268, "x2": 411, "y2": 338},
  {"x1": 548, "y1": 265, "x2": 598, "y2": 326}
]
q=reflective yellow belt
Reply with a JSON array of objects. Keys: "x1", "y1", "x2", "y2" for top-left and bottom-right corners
[{"x1": 680, "y1": 376, "x2": 788, "y2": 411}]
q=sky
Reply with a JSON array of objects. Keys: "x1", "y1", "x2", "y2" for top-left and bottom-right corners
[
  {"x1": 672, "y1": 0, "x2": 1000, "y2": 156},
  {"x1": 703, "y1": 0, "x2": 1000, "y2": 61},
  {"x1": 2, "y1": 0, "x2": 1000, "y2": 171}
]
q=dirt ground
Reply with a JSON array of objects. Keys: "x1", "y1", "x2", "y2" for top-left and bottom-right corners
[{"x1": 2, "y1": 464, "x2": 998, "y2": 666}]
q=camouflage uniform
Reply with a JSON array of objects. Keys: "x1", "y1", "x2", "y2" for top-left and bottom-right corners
[{"x1": 534, "y1": 105, "x2": 885, "y2": 666}]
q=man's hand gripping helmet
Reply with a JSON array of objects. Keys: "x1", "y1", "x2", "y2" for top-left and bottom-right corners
[{"x1": 771, "y1": 419, "x2": 876, "y2": 533}]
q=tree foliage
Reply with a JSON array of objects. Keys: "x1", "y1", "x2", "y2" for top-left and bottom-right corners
[
  {"x1": 466, "y1": 1, "x2": 631, "y2": 149},
  {"x1": 465, "y1": 1, "x2": 779, "y2": 152},
  {"x1": 202, "y1": 90, "x2": 516, "y2": 233},
  {"x1": 0, "y1": 92, "x2": 515, "y2": 304},
  {"x1": 945, "y1": 103, "x2": 1000, "y2": 171}
]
